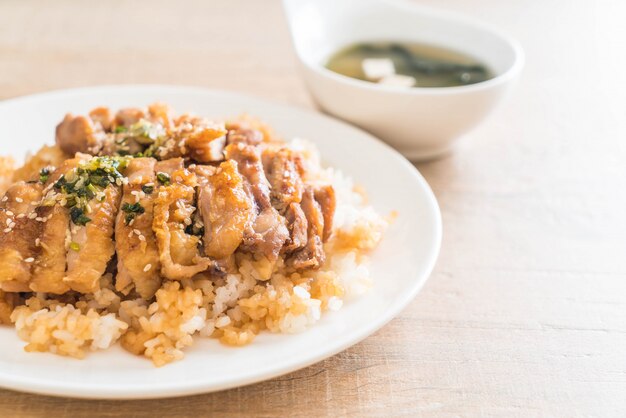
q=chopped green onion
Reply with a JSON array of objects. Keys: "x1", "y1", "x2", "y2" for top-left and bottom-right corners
[
  {"x1": 156, "y1": 172, "x2": 171, "y2": 185},
  {"x1": 39, "y1": 167, "x2": 51, "y2": 184},
  {"x1": 69, "y1": 242, "x2": 81, "y2": 252},
  {"x1": 69, "y1": 207, "x2": 91, "y2": 226},
  {"x1": 141, "y1": 185, "x2": 154, "y2": 194},
  {"x1": 122, "y1": 202, "x2": 145, "y2": 225}
]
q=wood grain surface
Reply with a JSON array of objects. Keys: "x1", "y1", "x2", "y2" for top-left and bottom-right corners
[{"x1": 1, "y1": 0, "x2": 625, "y2": 416}]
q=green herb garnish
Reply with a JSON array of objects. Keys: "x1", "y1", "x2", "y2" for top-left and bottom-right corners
[
  {"x1": 114, "y1": 126, "x2": 127, "y2": 133},
  {"x1": 156, "y1": 172, "x2": 171, "y2": 185},
  {"x1": 129, "y1": 119, "x2": 165, "y2": 144},
  {"x1": 39, "y1": 167, "x2": 51, "y2": 184},
  {"x1": 141, "y1": 184, "x2": 154, "y2": 194},
  {"x1": 122, "y1": 202, "x2": 145, "y2": 225},
  {"x1": 69, "y1": 207, "x2": 91, "y2": 226},
  {"x1": 48, "y1": 156, "x2": 129, "y2": 225},
  {"x1": 69, "y1": 242, "x2": 81, "y2": 252},
  {"x1": 122, "y1": 202, "x2": 145, "y2": 214}
]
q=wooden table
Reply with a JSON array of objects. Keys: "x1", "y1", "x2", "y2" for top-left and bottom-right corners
[{"x1": 1, "y1": 0, "x2": 624, "y2": 416}]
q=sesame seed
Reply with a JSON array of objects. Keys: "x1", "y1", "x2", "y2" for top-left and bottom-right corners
[
  {"x1": 17, "y1": 213, "x2": 25, "y2": 219},
  {"x1": 35, "y1": 238, "x2": 41, "y2": 247},
  {"x1": 28, "y1": 212, "x2": 37, "y2": 220},
  {"x1": 3, "y1": 228, "x2": 11, "y2": 233},
  {"x1": 128, "y1": 230, "x2": 133, "y2": 238},
  {"x1": 24, "y1": 257, "x2": 34, "y2": 263},
  {"x1": 6, "y1": 211, "x2": 13, "y2": 217},
  {"x1": 1, "y1": 196, "x2": 7, "y2": 202},
  {"x1": 129, "y1": 218, "x2": 135, "y2": 226},
  {"x1": 138, "y1": 234, "x2": 146, "y2": 242},
  {"x1": 35, "y1": 217, "x2": 43, "y2": 222},
  {"x1": 8, "y1": 221, "x2": 15, "y2": 228},
  {"x1": 183, "y1": 218, "x2": 192, "y2": 226},
  {"x1": 143, "y1": 264, "x2": 152, "y2": 272},
  {"x1": 15, "y1": 197, "x2": 23, "y2": 203},
  {"x1": 133, "y1": 229, "x2": 141, "y2": 235},
  {"x1": 5, "y1": 219, "x2": 11, "y2": 226}
]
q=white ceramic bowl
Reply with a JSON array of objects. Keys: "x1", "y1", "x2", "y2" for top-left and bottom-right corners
[{"x1": 283, "y1": 0, "x2": 524, "y2": 160}]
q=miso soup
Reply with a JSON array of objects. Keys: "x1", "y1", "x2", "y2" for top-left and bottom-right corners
[{"x1": 325, "y1": 41, "x2": 493, "y2": 88}]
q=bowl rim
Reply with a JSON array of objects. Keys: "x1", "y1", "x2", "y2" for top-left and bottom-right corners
[{"x1": 285, "y1": 0, "x2": 525, "y2": 95}]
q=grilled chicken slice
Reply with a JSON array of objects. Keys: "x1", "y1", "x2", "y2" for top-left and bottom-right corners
[
  {"x1": 147, "y1": 103, "x2": 173, "y2": 131},
  {"x1": 225, "y1": 143, "x2": 288, "y2": 261},
  {"x1": 153, "y1": 168, "x2": 213, "y2": 279},
  {"x1": 89, "y1": 107, "x2": 113, "y2": 132},
  {"x1": 314, "y1": 185, "x2": 336, "y2": 242},
  {"x1": 185, "y1": 126, "x2": 227, "y2": 163},
  {"x1": 30, "y1": 158, "x2": 82, "y2": 294},
  {"x1": 227, "y1": 129, "x2": 263, "y2": 147},
  {"x1": 65, "y1": 184, "x2": 121, "y2": 294},
  {"x1": 155, "y1": 158, "x2": 184, "y2": 177},
  {"x1": 56, "y1": 114, "x2": 105, "y2": 155},
  {"x1": 115, "y1": 158, "x2": 161, "y2": 298},
  {"x1": 114, "y1": 108, "x2": 145, "y2": 128},
  {"x1": 225, "y1": 143, "x2": 272, "y2": 209},
  {"x1": 283, "y1": 202, "x2": 308, "y2": 252},
  {"x1": 263, "y1": 148, "x2": 304, "y2": 212},
  {"x1": 289, "y1": 186, "x2": 326, "y2": 270},
  {"x1": 0, "y1": 182, "x2": 43, "y2": 292},
  {"x1": 198, "y1": 160, "x2": 255, "y2": 260},
  {"x1": 262, "y1": 147, "x2": 308, "y2": 252}
]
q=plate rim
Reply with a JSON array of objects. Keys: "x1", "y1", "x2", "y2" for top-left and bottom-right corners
[{"x1": 0, "y1": 84, "x2": 442, "y2": 399}]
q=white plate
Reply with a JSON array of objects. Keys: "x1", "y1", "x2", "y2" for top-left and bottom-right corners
[{"x1": 0, "y1": 85, "x2": 441, "y2": 399}]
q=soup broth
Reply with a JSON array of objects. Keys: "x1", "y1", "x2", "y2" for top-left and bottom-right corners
[{"x1": 326, "y1": 41, "x2": 493, "y2": 88}]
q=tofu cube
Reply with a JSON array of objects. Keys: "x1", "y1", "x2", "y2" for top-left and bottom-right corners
[{"x1": 362, "y1": 58, "x2": 396, "y2": 80}]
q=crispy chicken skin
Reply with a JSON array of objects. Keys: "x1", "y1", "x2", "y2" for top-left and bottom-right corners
[
  {"x1": 29, "y1": 158, "x2": 82, "y2": 294},
  {"x1": 65, "y1": 184, "x2": 121, "y2": 293},
  {"x1": 153, "y1": 168, "x2": 213, "y2": 279},
  {"x1": 199, "y1": 160, "x2": 255, "y2": 260},
  {"x1": 225, "y1": 143, "x2": 288, "y2": 261},
  {"x1": 115, "y1": 158, "x2": 161, "y2": 298},
  {"x1": 0, "y1": 182, "x2": 43, "y2": 292},
  {"x1": 290, "y1": 186, "x2": 326, "y2": 270}
]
